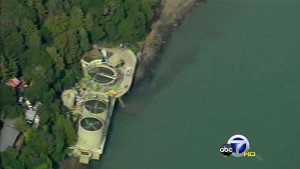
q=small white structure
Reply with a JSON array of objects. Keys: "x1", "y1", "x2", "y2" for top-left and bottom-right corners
[
  {"x1": 25, "y1": 109, "x2": 40, "y2": 128},
  {"x1": 25, "y1": 110, "x2": 37, "y2": 122},
  {"x1": 124, "y1": 67, "x2": 132, "y2": 76},
  {"x1": 101, "y1": 49, "x2": 107, "y2": 58},
  {"x1": 62, "y1": 90, "x2": 76, "y2": 109}
]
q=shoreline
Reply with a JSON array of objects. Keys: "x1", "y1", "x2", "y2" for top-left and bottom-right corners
[{"x1": 135, "y1": 0, "x2": 203, "y2": 83}]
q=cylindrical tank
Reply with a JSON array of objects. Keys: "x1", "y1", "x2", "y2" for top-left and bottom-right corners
[
  {"x1": 77, "y1": 117, "x2": 104, "y2": 150},
  {"x1": 62, "y1": 90, "x2": 76, "y2": 109},
  {"x1": 87, "y1": 65, "x2": 117, "y2": 85},
  {"x1": 82, "y1": 99, "x2": 108, "y2": 120}
]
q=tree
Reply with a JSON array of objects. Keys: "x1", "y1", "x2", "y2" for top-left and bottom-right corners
[
  {"x1": 24, "y1": 80, "x2": 49, "y2": 101},
  {"x1": 63, "y1": 118, "x2": 76, "y2": 145},
  {"x1": 25, "y1": 32, "x2": 41, "y2": 48},
  {"x1": 0, "y1": 0, "x2": 158, "y2": 167},
  {"x1": 1, "y1": 105, "x2": 23, "y2": 119},
  {"x1": 20, "y1": 18, "x2": 38, "y2": 36},
  {"x1": 0, "y1": 85, "x2": 17, "y2": 107},
  {"x1": 14, "y1": 117, "x2": 30, "y2": 132},
  {"x1": 0, "y1": 147, "x2": 23, "y2": 169},
  {"x1": 45, "y1": 12, "x2": 69, "y2": 36},
  {"x1": 34, "y1": 1, "x2": 48, "y2": 21},
  {"x1": 79, "y1": 28, "x2": 90, "y2": 51},
  {"x1": 90, "y1": 25, "x2": 106, "y2": 43},
  {"x1": 69, "y1": 7, "x2": 84, "y2": 31},
  {"x1": 84, "y1": 12, "x2": 94, "y2": 31},
  {"x1": 2, "y1": 31, "x2": 25, "y2": 58},
  {"x1": 61, "y1": 71, "x2": 77, "y2": 89},
  {"x1": 35, "y1": 163, "x2": 49, "y2": 169},
  {"x1": 38, "y1": 104, "x2": 53, "y2": 125},
  {"x1": 0, "y1": 55, "x2": 18, "y2": 82},
  {"x1": 140, "y1": 0, "x2": 158, "y2": 21},
  {"x1": 46, "y1": 46, "x2": 65, "y2": 69},
  {"x1": 64, "y1": 30, "x2": 81, "y2": 64}
]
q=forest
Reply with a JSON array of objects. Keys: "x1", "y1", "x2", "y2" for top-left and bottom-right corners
[{"x1": 0, "y1": 0, "x2": 158, "y2": 168}]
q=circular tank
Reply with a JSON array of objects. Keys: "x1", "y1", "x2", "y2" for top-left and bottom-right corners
[
  {"x1": 83, "y1": 99, "x2": 108, "y2": 119},
  {"x1": 78, "y1": 117, "x2": 104, "y2": 149},
  {"x1": 87, "y1": 66, "x2": 117, "y2": 85},
  {"x1": 84, "y1": 100, "x2": 107, "y2": 114}
]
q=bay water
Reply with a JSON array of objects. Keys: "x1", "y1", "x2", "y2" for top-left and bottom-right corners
[{"x1": 91, "y1": 0, "x2": 300, "y2": 169}]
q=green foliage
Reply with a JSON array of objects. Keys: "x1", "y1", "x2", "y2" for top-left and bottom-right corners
[
  {"x1": 45, "y1": 12, "x2": 69, "y2": 36},
  {"x1": 0, "y1": 148, "x2": 23, "y2": 169},
  {"x1": 0, "y1": 105, "x2": 23, "y2": 119},
  {"x1": 90, "y1": 25, "x2": 106, "y2": 43},
  {"x1": 0, "y1": 0, "x2": 158, "y2": 168},
  {"x1": 38, "y1": 104, "x2": 53, "y2": 125},
  {"x1": 32, "y1": 0, "x2": 48, "y2": 21},
  {"x1": 84, "y1": 12, "x2": 94, "y2": 31},
  {"x1": 79, "y1": 28, "x2": 90, "y2": 51},
  {"x1": 0, "y1": 55, "x2": 18, "y2": 82},
  {"x1": 46, "y1": 46, "x2": 65, "y2": 68},
  {"x1": 65, "y1": 30, "x2": 81, "y2": 64},
  {"x1": 25, "y1": 32, "x2": 41, "y2": 48},
  {"x1": 0, "y1": 85, "x2": 23, "y2": 119},
  {"x1": 20, "y1": 18, "x2": 38, "y2": 36},
  {"x1": 24, "y1": 80, "x2": 49, "y2": 101},
  {"x1": 69, "y1": 7, "x2": 84, "y2": 31},
  {"x1": 61, "y1": 70, "x2": 77, "y2": 89},
  {"x1": 14, "y1": 117, "x2": 30, "y2": 132}
]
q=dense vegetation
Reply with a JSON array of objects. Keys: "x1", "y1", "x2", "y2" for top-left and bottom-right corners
[{"x1": 0, "y1": 0, "x2": 158, "y2": 168}]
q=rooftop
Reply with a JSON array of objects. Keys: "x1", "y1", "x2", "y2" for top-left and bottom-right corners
[{"x1": 0, "y1": 119, "x2": 21, "y2": 152}]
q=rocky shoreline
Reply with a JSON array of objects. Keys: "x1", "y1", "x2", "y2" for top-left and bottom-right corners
[{"x1": 135, "y1": 0, "x2": 203, "y2": 83}]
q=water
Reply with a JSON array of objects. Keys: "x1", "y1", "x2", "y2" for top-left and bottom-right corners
[{"x1": 91, "y1": 0, "x2": 300, "y2": 169}]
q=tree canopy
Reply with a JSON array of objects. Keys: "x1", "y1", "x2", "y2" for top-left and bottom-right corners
[{"x1": 0, "y1": 0, "x2": 158, "y2": 168}]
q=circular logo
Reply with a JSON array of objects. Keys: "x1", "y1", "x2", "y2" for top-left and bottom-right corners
[
  {"x1": 219, "y1": 144, "x2": 233, "y2": 157},
  {"x1": 227, "y1": 134, "x2": 250, "y2": 157}
]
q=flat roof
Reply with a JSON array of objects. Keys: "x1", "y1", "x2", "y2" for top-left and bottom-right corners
[{"x1": 0, "y1": 119, "x2": 20, "y2": 152}]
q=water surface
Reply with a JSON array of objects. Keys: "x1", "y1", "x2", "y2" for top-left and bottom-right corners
[{"x1": 91, "y1": 0, "x2": 300, "y2": 168}]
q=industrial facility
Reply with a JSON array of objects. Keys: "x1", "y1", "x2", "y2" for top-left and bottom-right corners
[{"x1": 62, "y1": 46, "x2": 137, "y2": 164}]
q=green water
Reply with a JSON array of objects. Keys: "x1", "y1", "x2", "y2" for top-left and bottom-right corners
[{"x1": 91, "y1": 0, "x2": 300, "y2": 169}]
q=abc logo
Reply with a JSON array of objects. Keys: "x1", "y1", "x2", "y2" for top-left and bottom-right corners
[
  {"x1": 219, "y1": 144, "x2": 233, "y2": 157},
  {"x1": 227, "y1": 134, "x2": 250, "y2": 157}
]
